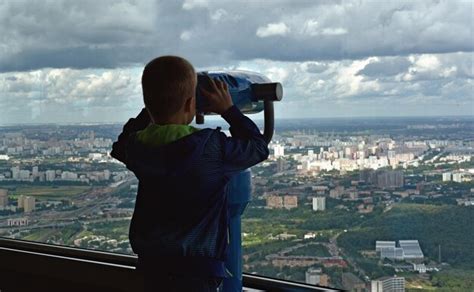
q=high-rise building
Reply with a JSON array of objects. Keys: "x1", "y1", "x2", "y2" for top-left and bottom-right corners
[
  {"x1": 19, "y1": 170, "x2": 31, "y2": 180},
  {"x1": 371, "y1": 276, "x2": 405, "y2": 292},
  {"x1": 344, "y1": 147, "x2": 353, "y2": 158},
  {"x1": 18, "y1": 196, "x2": 35, "y2": 212},
  {"x1": 376, "y1": 170, "x2": 404, "y2": 189},
  {"x1": 45, "y1": 170, "x2": 56, "y2": 181},
  {"x1": 273, "y1": 144, "x2": 285, "y2": 158},
  {"x1": 452, "y1": 172, "x2": 464, "y2": 183},
  {"x1": 17, "y1": 195, "x2": 25, "y2": 209},
  {"x1": 32, "y1": 166, "x2": 39, "y2": 177},
  {"x1": 23, "y1": 196, "x2": 36, "y2": 213},
  {"x1": 312, "y1": 197, "x2": 326, "y2": 211},
  {"x1": 104, "y1": 169, "x2": 111, "y2": 180},
  {"x1": 11, "y1": 166, "x2": 20, "y2": 180},
  {"x1": 442, "y1": 172, "x2": 452, "y2": 182},
  {"x1": 0, "y1": 189, "x2": 8, "y2": 207},
  {"x1": 387, "y1": 150, "x2": 396, "y2": 159},
  {"x1": 360, "y1": 170, "x2": 404, "y2": 189},
  {"x1": 276, "y1": 159, "x2": 287, "y2": 172}
]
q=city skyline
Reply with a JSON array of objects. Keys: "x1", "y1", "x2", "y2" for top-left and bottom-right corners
[{"x1": 1, "y1": 113, "x2": 474, "y2": 127}]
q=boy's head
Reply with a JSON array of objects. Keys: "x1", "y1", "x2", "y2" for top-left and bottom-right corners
[{"x1": 142, "y1": 56, "x2": 196, "y2": 124}]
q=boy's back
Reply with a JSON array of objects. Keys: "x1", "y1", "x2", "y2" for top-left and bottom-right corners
[{"x1": 110, "y1": 56, "x2": 269, "y2": 291}]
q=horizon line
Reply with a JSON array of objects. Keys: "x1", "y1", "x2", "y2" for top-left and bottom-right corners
[{"x1": 0, "y1": 114, "x2": 473, "y2": 127}]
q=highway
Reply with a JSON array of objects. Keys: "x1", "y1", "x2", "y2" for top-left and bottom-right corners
[{"x1": 0, "y1": 178, "x2": 135, "y2": 237}]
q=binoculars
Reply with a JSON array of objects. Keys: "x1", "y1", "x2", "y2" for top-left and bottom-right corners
[{"x1": 195, "y1": 70, "x2": 283, "y2": 125}]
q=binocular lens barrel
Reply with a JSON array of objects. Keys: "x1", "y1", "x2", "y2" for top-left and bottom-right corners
[{"x1": 250, "y1": 83, "x2": 283, "y2": 101}]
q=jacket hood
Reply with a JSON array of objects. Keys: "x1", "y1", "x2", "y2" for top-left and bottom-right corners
[{"x1": 125, "y1": 125, "x2": 215, "y2": 178}]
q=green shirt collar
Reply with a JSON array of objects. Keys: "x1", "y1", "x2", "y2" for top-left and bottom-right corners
[{"x1": 136, "y1": 124, "x2": 200, "y2": 147}]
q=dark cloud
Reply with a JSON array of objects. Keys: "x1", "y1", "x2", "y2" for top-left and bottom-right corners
[
  {"x1": 0, "y1": 46, "x2": 153, "y2": 72},
  {"x1": 357, "y1": 57, "x2": 411, "y2": 77},
  {"x1": 305, "y1": 63, "x2": 328, "y2": 73},
  {"x1": 1, "y1": 1, "x2": 472, "y2": 123},
  {"x1": 0, "y1": 0, "x2": 472, "y2": 72}
]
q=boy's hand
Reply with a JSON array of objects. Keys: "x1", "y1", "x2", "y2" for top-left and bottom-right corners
[{"x1": 200, "y1": 77, "x2": 233, "y2": 115}]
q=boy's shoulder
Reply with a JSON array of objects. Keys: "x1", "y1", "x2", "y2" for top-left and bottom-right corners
[
  {"x1": 198, "y1": 126, "x2": 225, "y2": 142},
  {"x1": 195, "y1": 126, "x2": 226, "y2": 136},
  {"x1": 192, "y1": 127, "x2": 228, "y2": 151}
]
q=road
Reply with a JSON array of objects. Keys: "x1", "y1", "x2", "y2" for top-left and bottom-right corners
[
  {"x1": 332, "y1": 231, "x2": 370, "y2": 282},
  {"x1": 0, "y1": 178, "x2": 135, "y2": 236}
]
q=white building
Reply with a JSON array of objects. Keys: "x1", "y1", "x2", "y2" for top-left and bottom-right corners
[
  {"x1": 312, "y1": 197, "x2": 326, "y2": 211},
  {"x1": 413, "y1": 263, "x2": 426, "y2": 273},
  {"x1": 305, "y1": 268, "x2": 327, "y2": 286},
  {"x1": 376, "y1": 241, "x2": 396, "y2": 252},
  {"x1": 376, "y1": 240, "x2": 424, "y2": 261},
  {"x1": 304, "y1": 232, "x2": 316, "y2": 239},
  {"x1": 104, "y1": 169, "x2": 111, "y2": 180},
  {"x1": 89, "y1": 153, "x2": 103, "y2": 160},
  {"x1": 442, "y1": 172, "x2": 452, "y2": 182},
  {"x1": 371, "y1": 276, "x2": 405, "y2": 292},
  {"x1": 452, "y1": 172, "x2": 464, "y2": 183},
  {"x1": 7, "y1": 217, "x2": 29, "y2": 226},
  {"x1": 380, "y1": 247, "x2": 404, "y2": 260},
  {"x1": 399, "y1": 240, "x2": 424, "y2": 260},
  {"x1": 273, "y1": 144, "x2": 285, "y2": 158},
  {"x1": 61, "y1": 171, "x2": 78, "y2": 180}
]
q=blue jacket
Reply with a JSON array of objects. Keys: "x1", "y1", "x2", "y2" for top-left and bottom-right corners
[{"x1": 110, "y1": 106, "x2": 269, "y2": 278}]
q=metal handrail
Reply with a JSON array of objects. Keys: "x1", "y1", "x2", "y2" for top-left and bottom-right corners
[{"x1": 0, "y1": 237, "x2": 339, "y2": 291}]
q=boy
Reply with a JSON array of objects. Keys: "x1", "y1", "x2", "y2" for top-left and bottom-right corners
[{"x1": 110, "y1": 56, "x2": 269, "y2": 291}]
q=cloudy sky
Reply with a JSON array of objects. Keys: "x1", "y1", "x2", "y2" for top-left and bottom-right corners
[{"x1": 0, "y1": 0, "x2": 473, "y2": 125}]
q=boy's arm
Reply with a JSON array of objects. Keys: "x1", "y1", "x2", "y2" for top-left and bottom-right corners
[
  {"x1": 110, "y1": 108, "x2": 150, "y2": 164},
  {"x1": 200, "y1": 77, "x2": 269, "y2": 174},
  {"x1": 220, "y1": 105, "x2": 269, "y2": 174}
]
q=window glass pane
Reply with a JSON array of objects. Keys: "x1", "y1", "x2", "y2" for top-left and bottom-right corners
[{"x1": 1, "y1": 1, "x2": 473, "y2": 290}]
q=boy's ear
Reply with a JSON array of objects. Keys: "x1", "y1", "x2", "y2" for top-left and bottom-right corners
[{"x1": 184, "y1": 96, "x2": 194, "y2": 112}]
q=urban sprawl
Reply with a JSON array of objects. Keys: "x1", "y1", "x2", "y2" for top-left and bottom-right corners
[{"x1": 0, "y1": 118, "x2": 473, "y2": 291}]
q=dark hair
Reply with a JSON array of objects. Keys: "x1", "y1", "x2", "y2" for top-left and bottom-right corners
[{"x1": 142, "y1": 56, "x2": 196, "y2": 120}]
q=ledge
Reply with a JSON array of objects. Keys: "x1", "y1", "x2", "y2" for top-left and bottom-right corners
[{"x1": 0, "y1": 238, "x2": 339, "y2": 292}]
